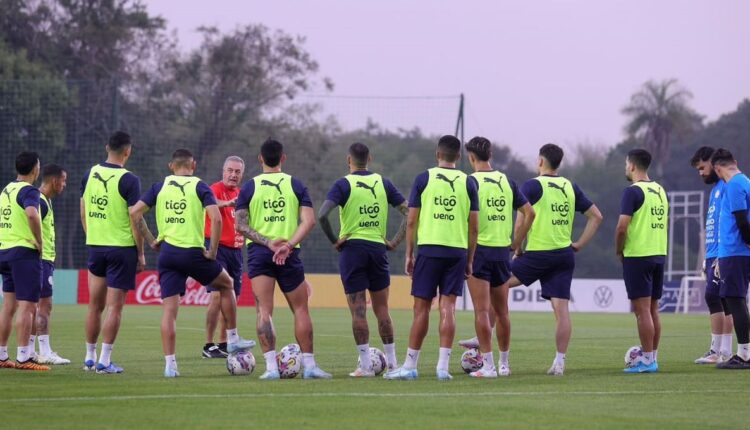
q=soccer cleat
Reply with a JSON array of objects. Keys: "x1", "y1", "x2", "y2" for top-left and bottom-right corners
[
  {"x1": 497, "y1": 363, "x2": 511, "y2": 377},
  {"x1": 96, "y1": 362, "x2": 124, "y2": 374},
  {"x1": 15, "y1": 360, "x2": 50, "y2": 371},
  {"x1": 383, "y1": 367, "x2": 418, "y2": 380},
  {"x1": 349, "y1": 367, "x2": 376, "y2": 378},
  {"x1": 547, "y1": 362, "x2": 565, "y2": 376},
  {"x1": 716, "y1": 355, "x2": 750, "y2": 369},
  {"x1": 0, "y1": 358, "x2": 17, "y2": 369},
  {"x1": 216, "y1": 343, "x2": 229, "y2": 357},
  {"x1": 458, "y1": 336, "x2": 480, "y2": 349},
  {"x1": 83, "y1": 359, "x2": 96, "y2": 371},
  {"x1": 469, "y1": 366, "x2": 498, "y2": 378},
  {"x1": 694, "y1": 350, "x2": 720, "y2": 364},
  {"x1": 436, "y1": 369, "x2": 453, "y2": 381},
  {"x1": 37, "y1": 352, "x2": 71, "y2": 365},
  {"x1": 227, "y1": 339, "x2": 256, "y2": 354},
  {"x1": 623, "y1": 361, "x2": 658, "y2": 373},
  {"x1": 202, "y1": 344, "x2": 226, "y2": 359},
  {"x1": 259, "y1": 369, "x2": 280, "y2": 380},
  {"x1": 164, "y1": 367, "x2": 180, "y2": 378},
  {"x1": 303, "y1": 366, "x2": 333, "y2": 379}
]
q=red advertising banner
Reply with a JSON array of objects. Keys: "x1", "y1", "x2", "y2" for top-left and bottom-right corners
[{"x1": 77, "y1": 270, "x2": 255, "y2": 306}]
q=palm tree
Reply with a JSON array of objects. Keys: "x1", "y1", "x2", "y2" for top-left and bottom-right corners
[{"x1": 622, "y1": 79, "x2": 702, "y2": 175}]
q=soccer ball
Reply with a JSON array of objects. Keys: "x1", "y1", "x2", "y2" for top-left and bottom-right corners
[
  {"x1": 226, "y1": 350, "x2": 255, "y2": 376},
  {"x1": 460, "y1": 348, "x2": 483, "y2": 374},
  {"x1": 277, "y1": 343, "x2": 302, "y2": 379},
  {"x1": 357, "y1": 347, "x2": 387, "y2": 375},
  {"x1": 624, "y1": 345, "x2": 643, "y2": 367}
]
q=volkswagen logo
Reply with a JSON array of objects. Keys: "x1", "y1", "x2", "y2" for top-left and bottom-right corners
[{"x1": 593, "y1": 285, "x2": 613, "y2": 308}]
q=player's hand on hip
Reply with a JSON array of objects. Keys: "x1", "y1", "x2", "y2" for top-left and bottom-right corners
[
  {"x1": 203, "y1": 249, "x2": 217, "y2": 261},
  {"x1": 334, "y1": 236, "x2": 349, "y2": 252},
  {"x1": 464, "y1": 261, "x2": 473, "y2": 279},
  {"x1": 385, "y1": 239, "x2": 397, "y2": 251},
  {"x1": 29, "y1": 239, "x2": 42, "y2": 252},
  {"x1": 150, "y1": 239, "x2": 161, "y2": 252},
  {"x1": 405, "y1": 255, "x2": 415, "y2": 277},
  {"x1": 616, "y1": 252, "x2": 623, "y2": 263},
  {"x1": 571, "y1": 242, "x2": 581, "y2": 252}
]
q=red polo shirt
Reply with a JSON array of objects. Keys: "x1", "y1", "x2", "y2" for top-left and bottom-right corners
[{"x1": 204, "y1": 181, "x2": 244, "y2": 249}]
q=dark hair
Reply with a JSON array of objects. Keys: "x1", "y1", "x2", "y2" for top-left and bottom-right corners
[
  {"x1": 711, "y1": 148, "x2": 736, "y2": 167},
  {"x1": 690, "y1": 146, "x2": 714, "y2": 167},
  {"x1": 261, "y1": 139, "x2": 284, "y2": 167},
  {"x1": 437, "y1": 135, "x2": 461, "y2": 162},
  {"x1": 465, "y1": 136, "x2": 492, "y2": 161},
  {"x1": 349, "y1": 142, "x2": 369, "y2": 167},
  {"x1": 15, "y1": 151, "x2": 40, "y2": 175},
  {"x1": 627, "y1": 149, "x2": 652, "y2": 170},
  {"x1": 171, "y1": 148, "x2": 194, "y2": 167},
  {"x1": 42, "y1": 164, "x2": 66, "y2": 181},
  {"x1": 107, "y1": 131, "x2": 132, "y2": 153},
  {"x1": 539, "y1": 143, "x2": 564, "y2": 169}
]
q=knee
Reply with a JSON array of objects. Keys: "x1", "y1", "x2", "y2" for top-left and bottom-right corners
[{"x1": 706, "y1": 291, "x2": 723, "y2": 314}]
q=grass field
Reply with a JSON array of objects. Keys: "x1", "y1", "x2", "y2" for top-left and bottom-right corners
[{"x1": 0, "y1": 305, "x2": 746, "y2": 429}]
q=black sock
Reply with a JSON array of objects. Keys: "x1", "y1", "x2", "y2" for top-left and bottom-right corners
[
  {"x1": 726, "y1": 297, "x2": 750, "y2": 345},
  {"x1": 218, "y1": 342, "x2": 228, "y2": 349},
  {"x1": 204, "y1": 343, "x2": 215, "y2": 350}
]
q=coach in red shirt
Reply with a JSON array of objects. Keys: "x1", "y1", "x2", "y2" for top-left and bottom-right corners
[{"x1": 202, "y1": 156, "x2": 246, "y2": 358}]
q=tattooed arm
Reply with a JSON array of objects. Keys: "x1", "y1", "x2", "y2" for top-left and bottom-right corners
[
  {"x1": 129, "y1": 201, "x2": 158, "y2": 250},
  {"x1": 386, "y1": 202, "x2": 409, "y2": 250},
  {"x1": 235, "y1": 208, "x2": 287, "y2": 256}
]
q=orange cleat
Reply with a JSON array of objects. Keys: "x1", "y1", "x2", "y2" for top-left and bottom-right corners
[
  {"x1": 15, "y1": 360, "x2": 50, "y2": 371},
  {"x1": 0, "y1": 359, "x2": 17, "y2": 369}
]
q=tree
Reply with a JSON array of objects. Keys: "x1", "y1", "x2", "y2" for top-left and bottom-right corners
[{"x1": 621, "y1": 79, "x2": 702, "y2": 175}]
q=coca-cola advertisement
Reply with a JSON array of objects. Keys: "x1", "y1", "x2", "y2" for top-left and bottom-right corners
[{"x1": 77, "y1": 270, "x2": 255, "y2": 306}]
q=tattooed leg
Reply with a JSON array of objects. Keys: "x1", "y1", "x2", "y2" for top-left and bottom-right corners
[{"x1": 347, "y1": 291, "x2": 370, "y2": 345}]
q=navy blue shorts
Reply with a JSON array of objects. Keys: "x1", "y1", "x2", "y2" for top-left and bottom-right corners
[
  {"x1": 204, "y1": 241, "x2": 243, "y2": 297},
  {"x1": 158, "y1": 242, "x2": 223, "y2": 299},
  {"x1": 718, "y1": 256, "x2": 750, "y2": 298},
  {"x1": 622, "y1": 256, "x2": 665, "y2": 300},
  {"x1": 472, "y1": 246, "x2": 511, "y2": 287},
  {"x1": 411, "y1": 255, "x2": 466, "y2": 300},
  {"x1": 247, "y1": 245, "x2": 305, "y2": 293},
  {"x1": 87, "y1": 246, "x2": 137, "y2": 291},
  {"x1": 705, "y1": 257, "x2": 721, "y2": 297},
  {"x1": 511, "y1": 247, "x2": 575, "y2": 300},
  {"x1": 41, "y1": 260, "x2": 54, "y2": 299},
  {"x1": 1, "y1": 258, "x2": 42, "y2": 302},
  {"x1": 339, "y1": 240, "x2": 390, "y2": 295}
]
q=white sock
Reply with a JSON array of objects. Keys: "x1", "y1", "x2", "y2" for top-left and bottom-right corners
[
  {"x1": 263, "y1": 351, "x2": 278, "y2": 372},
  {"x1": 710, "y1": 333, "x2": 721, "y2": 353},
  {"x1": 302, "y1": 353, "x2": 316, "y2": 370},
  {"x1": 38, "y1": 335, "x2": 52, "y2": 356},
  {"x1": 383, "y1": 343, "x2": 397, "y2": 368},
  {"x1": 482, "y1": 351, "x2": 495, "y2": 370},
  {"x1": 29, "y1": 335, "x2": 36, "y2": 354},
  {"x1": 357, "y1": 344, "x2": 371, "y2": 370},
  {"x1": 99, "y1": 343, "x2": 113, "y2": 366},
  {"x1": 85, "y1": 342, "x2": 97, "y2": 362},
  {"x1": 436, "y1": 347, "x2": 451, "y2": 372},
  {"x1": 17, "y1": 345, "x2": 29, "y2": 363},
  {"x1": 165, "y1": 354, "x2": 177, "y2": 370},
  {"x1": 226, "y1": 328, "x2": 239, "y2": 344},
  {"x1": 642, "y1": 351, "x2": 655, "y2": 365},
  {"x1": 554, "y1": 351, "x2": 566, "y2": 365},
  {"x1": 654, "y1": 349, "x2": 659, "y2": 362},
  {"x1": 721, "y1": 334, "x2": 733, "y2": 356},
  {"x1": 499, "y1": 350, "x2": 509, "y2": 366},
  {"x1": 0, "y1": 345, "x2": 8, "y2": 361},
  {"x1": 738, "y1": 343, "x2": 750, "y2": 361},
  {"x1": 403, "y1": 348, "x2": 420, "y2": 370}
]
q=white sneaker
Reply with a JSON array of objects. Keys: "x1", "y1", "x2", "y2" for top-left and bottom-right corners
[
  {"x1": 694, "y1": 350, "x2": 720, "y2": 364},
  {"x1": 547, "y1": 361, "x2": 565, "y2": 376},
  {"x1": 37, "y1": 352, "x2": 71, "y2": 365},
  {"x1": 497, "y1": 363, "x2": 511, "y2": 376},
  {"x1": 458, "y1": 337, "x2": 480, "y2": 349},
  {"x1": 349, "y1": 367, "x2": 376, "y2": 378},
  {"x1": 469, "y1": 366, "x2": 498, "y2": 378}
]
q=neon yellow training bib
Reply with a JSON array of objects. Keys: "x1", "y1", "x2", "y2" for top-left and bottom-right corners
[
  {"x1": 417, "y1": 167, "x2": 470, "y2": 249},
  {"x1": 623, "y1": 181, "x2": 669, "y2": 257},
  {"x1": 339, "y1": 173, "x2": 388, "y2": 243}
]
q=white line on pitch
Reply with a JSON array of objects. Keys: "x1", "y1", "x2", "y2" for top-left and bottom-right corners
[{"x1": 2, "y1": 390, "x2": 736, "y2": 403}]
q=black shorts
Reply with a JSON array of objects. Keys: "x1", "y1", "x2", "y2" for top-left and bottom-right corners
[
  {"x1": 87, "y1": 246, "x2": 137, "y2": 291},
  {"x1": 511, "y1": 247, "x2": 575, "y2": 300},
  {"x1": 204, "y1": 241, "x2": 243, "y2": 297},
  {"x1": 247, "y1": 245, "x2": 305, "y2": 294},
  {"x1": 339, "y1": 240, "x2": 390, "y2": 295},
  {"x1": 622, "y1": 256, "x2": 665, "y2": 300},
  {"x1": 471, "y1": 245, "x2": 511, "y2": 287},
  {"x1": 158, "y1": 243, "x2": 223, "y2": 299},
  {"x1": 1, "y1": 257, "x2": 42, "y2": 302},
  {"x1": 718, "y1": 256, "x2": 750, "y2": 298}
]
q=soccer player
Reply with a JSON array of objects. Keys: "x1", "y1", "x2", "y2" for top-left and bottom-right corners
[
  {"x1": 202, "y1": 156, "x2": 246, "y2": 359},
  {"x1": 235, "y1": 139, "x2": 331, "y2": 380},
  {"x1": 499, "y1": 143, "x2": 602, "y2": 376},
  {"x1": 0, "y1": 151, "x2": 48, "y2": 371},
  {"x1": 615, "y1": 149, "x2": 668, "y2": 374},
  {"x1": 384, "y1": 135, "x2": 479, "y2": 381},
  {"x1": 463, "y1": 137, "x2": 535, "y2": 378},
  {"x1": 129, "y1": 149, "x2": 255, "y2": 378},
  {"x1": 81, "y1": 131, "x2": 143, "y2": 374},
  {"x1": 690, "y1": 147, "x2": 734, "y2": 364},
  {"x1": 33, "y1": 164, "x2": 71, "y2": 365},
  {"x1": 318, "y1": 142, "x2": 407, "y2": 377},
  {"x1": 711, "y1": 149, "x2": 750, "y2": 369}
]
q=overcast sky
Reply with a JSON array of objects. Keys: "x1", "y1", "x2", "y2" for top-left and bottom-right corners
[{"x1": 148, "y1": 0, "x2": 750, "y2": 163}]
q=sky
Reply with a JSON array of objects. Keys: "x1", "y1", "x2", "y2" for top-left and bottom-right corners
[{"x1": 147, "y1": 0, "x2": 750, "y2": 163}]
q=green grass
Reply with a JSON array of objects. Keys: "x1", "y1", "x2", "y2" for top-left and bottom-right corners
[{"x1": 0, "y1": 305, "x2": 745, "y2": 429}]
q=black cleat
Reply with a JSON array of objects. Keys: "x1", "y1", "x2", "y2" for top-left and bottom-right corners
[
  {"x1": 202, "y1": 344, "x2": 226, "y2": 359},
  {"x1": 217, "y1": 342, "x2": 229, "y2": 357},
  {"x1": 716, "y1": 355, "x2": 750, "y2": 369}
]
